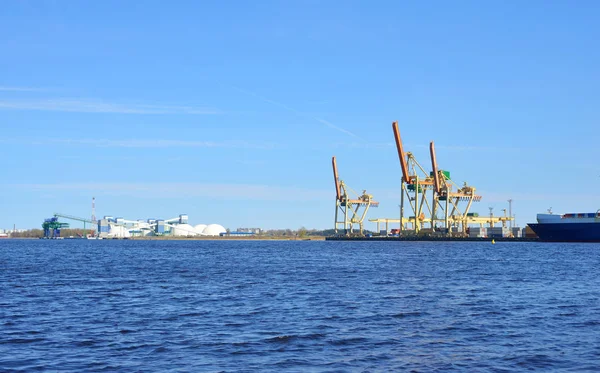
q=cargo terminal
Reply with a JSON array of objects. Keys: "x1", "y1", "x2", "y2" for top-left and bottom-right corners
[{"x1": 330, "y1": 121, "x2": 524, "y2": 240}]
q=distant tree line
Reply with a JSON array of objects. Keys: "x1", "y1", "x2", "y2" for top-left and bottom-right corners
[
  {"x1": 259, "y1": 228, "x2": 338, "y2": 237},
  {"x1": 9, "y1": 229, "x2": 44, "y2": 238},
  {"x1": 9, "y1": 229, "x2": 96, "y2": 238}
]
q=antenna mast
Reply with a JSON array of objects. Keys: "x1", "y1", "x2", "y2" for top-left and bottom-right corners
[{"x1": 507, "y1": 199, "x2": 513, "y2": 230}]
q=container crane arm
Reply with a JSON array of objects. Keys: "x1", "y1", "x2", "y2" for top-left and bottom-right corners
[
  {"x1": 392, "y1": 121, "x2": 410, "y2": 183},
  {"x1": 332, "y1": 156, "x2": 342, "y2": 201},
  {"x1": 429, "y1": 141, "x2": 441, "y2": 194}
]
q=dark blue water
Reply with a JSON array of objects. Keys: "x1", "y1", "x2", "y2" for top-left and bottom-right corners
[{"x1": 1, "y1": 240, "x2": 600, "y2": 372}]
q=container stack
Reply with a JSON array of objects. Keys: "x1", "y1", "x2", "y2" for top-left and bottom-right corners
[{"x1": 468, "y1": 227, "x2": 487, "y2": 238}]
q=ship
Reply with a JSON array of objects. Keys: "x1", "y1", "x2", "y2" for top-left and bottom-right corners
[{"x1": 528, "y1": 209, "x2": 600, "y2": 242}]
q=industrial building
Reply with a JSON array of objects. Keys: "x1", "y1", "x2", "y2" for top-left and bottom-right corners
[
  {"x1": 44, "y1": 211, "x2": 226, "y2": 239},
  {"x1": 97, "y1": 214, "x2": 227, "y2": 238}
]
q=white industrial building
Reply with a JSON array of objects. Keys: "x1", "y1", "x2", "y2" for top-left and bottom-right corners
[{"x1": 97, "y1": 214, "x2": 226, "y2": 238}]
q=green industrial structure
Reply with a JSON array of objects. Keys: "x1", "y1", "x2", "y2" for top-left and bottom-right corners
[{"x1": 42, "y1": 217, "x2": 70, "y2": 238}]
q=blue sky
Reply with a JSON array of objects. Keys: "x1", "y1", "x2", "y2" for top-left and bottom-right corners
[{"x1": 1, "y1": 0, "x2": 599, "y2": 230}]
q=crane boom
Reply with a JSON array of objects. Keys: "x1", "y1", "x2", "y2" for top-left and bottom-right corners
[
  {"x1": 392, "y1": 121, "x2": 410, "y2": 183},
  {"x1": 429, "y1": 141, "x2": 441, "y2": 194},
  {"x1": 53, "y1": 213, "x2": 96, "y2": 225},
  {"x1": 332, "y1": 156, "x2": 342, "y2": 201}
]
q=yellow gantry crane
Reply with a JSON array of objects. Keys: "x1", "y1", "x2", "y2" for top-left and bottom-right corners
[
  {"x1": 429, "y1": 141, "x2": 482, "y2": 235},
  {"x1": 389, "y1": 121, "x2": 489, "y2": 236},
  {"x1": 332, "y1": 156, "x2": 379, "y2": 236},
  {"x1": 392, "y1": 121, "x2": 437, "y2": 233}
]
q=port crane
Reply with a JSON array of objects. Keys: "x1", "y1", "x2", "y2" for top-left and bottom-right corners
[
  {"x1": 368, "y1": 121, "x2": 515, "y2": 237},
  {"x1": 332, "y1": 156, "x2": 378, "y2": 236},
  {"x1": 42, "y1": 217, "x2": 70, "y2": 238},
  {"x1": 386, "y1": 121, "x2": 513, "y2": 237},
  {"x1": 392, "y1": 121, "x2": 437, "y2": 233},
  {"x1": 389, "y1": 121, "x2": 490, "y2": 236},
  {"x1": 429, "y1": 141, "x2": 482, "y2": 235},
  {"x1": 429, "y1": 141, "x2": 516, "y2": 235}
]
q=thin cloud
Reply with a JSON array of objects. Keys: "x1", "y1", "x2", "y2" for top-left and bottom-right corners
[
  {"x1": 307, "y1": 100, "x2": 329, "y2": 105},
  {"x1": 476, "y1": 191, "x2": 600, "y2": 204},
  {"x1": 415, "y1": 144, "x2": 524, "y2": 152},
  {"x1": 230, "y1": 85, "x2": 360, "y2": 138},
  {"x1": 325, "y1": 141, "x2": 525, "y2": 151},
  {"x1": 231, "y1": 86, "x2": 300, "y2": 114},
  {"x1": 2, "y1": 138, "x2": 276, "y2": 150},
  {"x1": 326, "y1": 142, "x2": 525, "y2": 152},
  {"x1": 13, "y1": 182, "x2": 331, "y2": 201},
  {"x1": 330, "y1": 142, "x2": 393, "y2": 149},
  {"x1": 0, "y1": 98, "x2": 219, "y2": 114},
  {"x1": 315, "y1": 118, "x2": 359, "y2": 138},
  {"x1": 0, "y1": 86, "x2": 45, "y2": 92}
]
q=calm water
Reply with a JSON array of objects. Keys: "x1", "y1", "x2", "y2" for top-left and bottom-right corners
[{"x1": 1, "y1": 239, "x2": 600, "y2": 372}]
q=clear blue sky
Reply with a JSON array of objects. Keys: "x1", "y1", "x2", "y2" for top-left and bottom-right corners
[{"x1": 1, "y1": 1, "x2": 599, "y2": 230}]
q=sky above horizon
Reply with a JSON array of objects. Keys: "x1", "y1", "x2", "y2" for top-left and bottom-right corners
[{"x1": 1, "y1": 1, "x2": 599, "y2": 231}]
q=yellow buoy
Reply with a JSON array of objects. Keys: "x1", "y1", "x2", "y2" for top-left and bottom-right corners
[{"x1": 492, "y1": 239, "x2": 495, "y2": 244}]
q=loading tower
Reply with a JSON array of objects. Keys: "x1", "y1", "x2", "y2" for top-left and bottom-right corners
[{"x1": 42, "y1": 217, "x2": 70, "y2": 238}]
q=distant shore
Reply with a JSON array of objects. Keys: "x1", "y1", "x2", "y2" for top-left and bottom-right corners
[
  {"x1": 5, "y1": 236, "x2": 327, "y2": 241},
  {"x1": 127, "y1": 235, "x2": 327, "y2": 241}
]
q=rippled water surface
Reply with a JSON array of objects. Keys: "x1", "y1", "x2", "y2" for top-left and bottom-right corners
[{"x1": 2, "y1": 239, "x2": 600, "y2": 372}]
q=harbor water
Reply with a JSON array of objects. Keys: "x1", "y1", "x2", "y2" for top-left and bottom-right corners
[{"x1": 1, "y1": 240, "x2": 600, "y2": 372}]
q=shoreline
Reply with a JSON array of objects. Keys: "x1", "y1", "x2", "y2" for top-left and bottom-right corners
[
  {"x1": 326, "y1": 236, "x2": 538, "y2": 242},
  {"x1": 9, "y1": 236, "x2": 327, "y2": 241}
]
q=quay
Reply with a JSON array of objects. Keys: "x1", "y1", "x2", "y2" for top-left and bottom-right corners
[{"x1": 325, "y1": 236, "x2": 538, "y2": 242}]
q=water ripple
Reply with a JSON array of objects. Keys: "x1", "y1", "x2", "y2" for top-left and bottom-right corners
[{"x1": 1, "y1": 240, "x2": 600, "y2": 371}]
